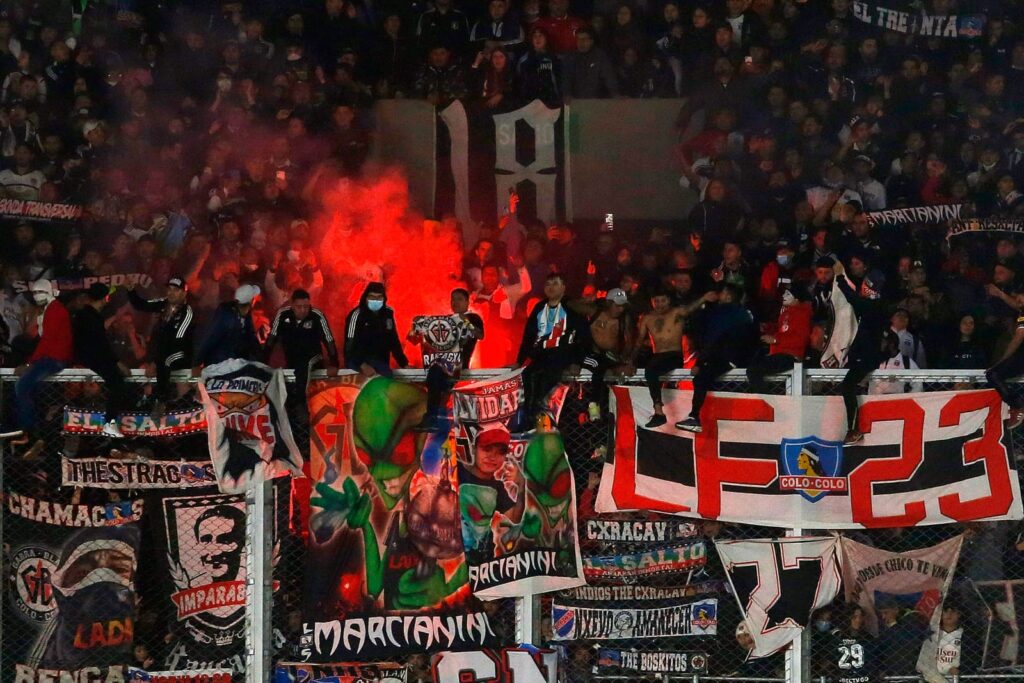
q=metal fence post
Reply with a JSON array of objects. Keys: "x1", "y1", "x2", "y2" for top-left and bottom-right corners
[
  {"x1": 785, "y1": 363, "x2": 808, "y2": 683},
  {"x1": 515, "y1": 595, "x2": 535, "y2": 644},
  {"x1": 245, "y1": 477, "x2": 273, "y2": 683}
]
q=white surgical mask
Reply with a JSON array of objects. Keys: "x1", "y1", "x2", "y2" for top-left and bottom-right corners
[
  {"x1": 777, "y1": 254, "x2": 792, "y2": 268},
  {"x1": 367, "y1": 299, "x2": 384, "y2": 312}
]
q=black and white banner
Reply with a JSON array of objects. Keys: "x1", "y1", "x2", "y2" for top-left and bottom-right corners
[
  {"x1": 560, "y1": 580, "x2": 727, "y2": 604},
  {"x1": 14, "y1": 272, "x2": 154, "y2": 293},
  {"x1": 61, "y1": 457, "x2": 217, "y2": 489},
  {"x1": 852, "y1": 2, "x2": 985, "y2": 38},
  {"x1": 199, "y1": 359, "x2": 302, "y2": 493},
  {"x1": 274, "y1": 661, "x2": 407, "y2": 683},
  {"x1": 431, "y1": 647, "x2": 558, "y2": 683},
  {"x1": 595, "y1": 648, "x2": 708, "y2": 675},
  {"x1": 865, "y1": 204, "x2": 961, "y2": 227},
  {"x1": 948, "y1": 218, "x2": 1024, "y2": 240},
  {"x1": 550, "y1": 599, "x2": 718, "y2": 641},
  {"x1": 717, "y1": 537, "x2": 842, "y2": 659},
  {"x1": 302, "y1": 613, "x2": 497, "y2": 661},
  {"x1": 582, "y1": 542, "x2": 706, "y2": 581},
  {"x1": 129, "y1": 668, "x2": 233, "y2": 683},
  {"x1": 0, "y1": 198, "x2": 83, "y2": 221}
]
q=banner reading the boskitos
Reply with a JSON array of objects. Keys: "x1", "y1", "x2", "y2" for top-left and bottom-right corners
[
  {"x1": 452, "y1": 369, "x2": 584, "y2": 599},
  {"x1": 597, "y1": 387, "x2": 1022, "y2": 528},
  {"x1": 840, "y1": 535, "x2": 963, "y2": 636},
  {"x1": 199, "y1": 359, "x2": 302, "y2": 493}
]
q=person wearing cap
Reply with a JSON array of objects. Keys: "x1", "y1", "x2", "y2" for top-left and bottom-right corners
[
  {"x1": 193, "y1": 284, "x2": 261, "y2": 372},
  {"x1": 850, "y1": 153, "x2": 887, "y2": 211},
  {"x1": 266, "y1": 288, "x2": 340, "y2": 392},
  {"x1": 457, "y1": 423, "x2": 523, "y2": 553},
  {"x1": 71, "y1": 283, "x2": 127, "y2": 438},
  {"x1": 1, "y1": 279, "x2": 73, "y2": 442},
  {"x1": 344, "y1": 281, "x2": 408, "y2": 378},
  {"x1": 127, "y1": 276, "x2": 195, "y2": 406},
  {"x1": 916, "y1": 602, "x2": 964, "y2": 683},
  {"x1": 833, "y1": 257, "x2": 889, "y2": 445},
  {"x1": 580, "y1": 287, "x2": 636, "y2": 416}
]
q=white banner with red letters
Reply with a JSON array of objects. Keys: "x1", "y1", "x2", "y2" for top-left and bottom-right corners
[{"x1": 596, "y1": 388, "x2": 1022, "y2": 529}]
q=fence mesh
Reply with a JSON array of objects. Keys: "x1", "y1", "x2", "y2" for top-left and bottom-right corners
[{"x1": 1, "y1": 370, "x2": 1022, "y2": 683}]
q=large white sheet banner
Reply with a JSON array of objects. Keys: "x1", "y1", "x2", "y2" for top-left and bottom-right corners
[{"x1": 596, "y1": 388, "x2": 1022, "y2": 528}]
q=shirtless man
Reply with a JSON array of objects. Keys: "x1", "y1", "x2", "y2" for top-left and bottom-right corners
[
  {"x1": 581, "y1": 288, "x2": 635, "y2": 413},
  {"x1": 636, "y1": 289, "x2": 717, "y2": 428}
]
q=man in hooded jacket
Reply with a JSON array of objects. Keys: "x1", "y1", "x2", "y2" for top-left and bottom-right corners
[{"x1": 344, "y1": 281, "x2": 409, "y2": 377}]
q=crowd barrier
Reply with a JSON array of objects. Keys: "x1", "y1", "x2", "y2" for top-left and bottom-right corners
[{"x1": 1, "y1": 366, "x2": 1021, "y2": 683}]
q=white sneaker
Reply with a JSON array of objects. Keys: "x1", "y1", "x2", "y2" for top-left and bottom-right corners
[{"x1": 102, "y1": 420, "x2": 125, "y2": 438}]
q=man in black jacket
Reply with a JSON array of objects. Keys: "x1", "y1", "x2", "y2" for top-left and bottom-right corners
[
  {"x1": 193, "y1": 284, "x2": 261, "y2": 373},
  {"x1": 265, "y1": 288, "x2": 339, "y2": 390},
  {"x1": 72, "y1": 283, "x2": 127, "y2": 438},
  {"x1": 127, "y1": 276, "x2": 194, "y2": 405},
  {"x1": 517, "y1": 273, "x2": 590, "y2": 418},
  {"x1": 344, "y1": 281, "x2": 408, "y2": 377}
]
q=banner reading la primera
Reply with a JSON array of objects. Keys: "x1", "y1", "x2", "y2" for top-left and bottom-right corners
[
  {"x1": 198, "y1": 359, "x2": 303, "y2": 494},
  {"x1": 452, "y1": 370, "x2": 584, "y2": 600},
  {"x1": 301, "y1": 373, "x2": 497, "y2": 661},
  {"x1": 597, "y1": 388, "x2": 1023, "y2": 528},
  {"x1": 3, "y1": 493, "x2": 143, "y2": 683}
]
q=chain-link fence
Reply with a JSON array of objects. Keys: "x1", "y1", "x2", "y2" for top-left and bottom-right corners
[{"x1": 2, "y1": 368, "x2": 1023, "y2": 683}]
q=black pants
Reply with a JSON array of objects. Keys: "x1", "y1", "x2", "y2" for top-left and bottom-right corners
[
  {"x1": 987, "y1": 348, "x2": 1024, "y2": 410},
  {"x1": 690, "y1": 354, "x2": 735, "y2": 420},
  {"x1": 426, "y1": 364, "x2": 456, "y2": 415},
  {"x1": 644, "y1": 352, "x2": 684, "y2": 406},
  {"x1": 747, "y1": 352, "x2": 797, "y2": 393},
  {"x1": 523, "y1": 352, "x2": 572, "y2": 418},
  {"x1": 94, "y1": 365, "x2": 129, "y2": 423},
  {"x1": 839, "y1": 353, "x2": 882, "y2": 431},
  {"x1": 582, "y1": 351, "x2": 620, "y2": 408},
  {"x1": 156, "y1": 352, "x2": 191, "y2": 401}
]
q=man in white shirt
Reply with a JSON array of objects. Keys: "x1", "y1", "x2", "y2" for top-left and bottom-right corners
[
  {"x1": 0, "y1": 142, "x2": 45, "y2": 200},
  {"x1": 916, "y1": 603, "x2": 963, "y2": 683},
  {"x1": 890, "y1": 308, "x2": 926, "y2": 368},
  {"x1": 870, "y1": 329, "x2": 923, "y2": 394}
]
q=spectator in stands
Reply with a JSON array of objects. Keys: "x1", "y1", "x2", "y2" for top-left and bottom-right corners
[
  {"x1": 917, "y1": 602, "x2": 964, "y2": 683},
  {"x1": 580, "y1": 288, "x2": 634, "y2": 414},
  {"x1": 72, "y1": 283, "x2": 127, "y2": 438},
  {"x1": 344, "y1": 281, "x2": 408, "y2": 378},
  {"x1": 127, "y1": 277, "x2": 195, "y2": 407},
  {"x1": 0, "y1": 142, "x2": 45, "y2": 200},
  {"x1": 265, "y1": 288, "x2": 339, "y2": 391},
  {"x1": 747, "y1": 285, "x2": 812, "y2": 392},
  {"x1": 985, "y1": 300, "x2": 1024, "y2": 429},
  {"x1": 516, "y1": 28, "x2": 561, "y2": 107},
  {"x1": 193, "y1": 284, "x2": 261, "y2": 372},
  {"x1": 517, "y1": 273, "x2": 589, "y2": 418},
  {"x1": 413, "y1": 45, "x2": 467, "y2": 106},
  {"x1": 534, "y1": 0, "x2": 587, "y2": 54},
  {"x1": 561, "y1": 28, "x2": 618, "y2": 101},
  {"x1": 877, "y1": 597, "x2": 929, "y2": 677},
  {"x1": 470, "y1": 0, "x2": 523, "y2": 49},
  {"x1": 949, "y1": 314, "x2": 987, "y2": 370}
]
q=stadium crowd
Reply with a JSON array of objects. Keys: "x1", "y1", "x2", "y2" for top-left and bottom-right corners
[{"x1": 1, "y1": 0, "x2": 1024, "y2": 677}]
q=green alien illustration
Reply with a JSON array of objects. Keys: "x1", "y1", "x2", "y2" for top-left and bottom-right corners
[{"x1": 310, "y1": 376, "x2": 467, "y2": 611}]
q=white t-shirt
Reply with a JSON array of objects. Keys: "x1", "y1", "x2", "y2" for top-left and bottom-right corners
[{"x1": 0, "y1": 168, "x2": 45, "y2": 200}]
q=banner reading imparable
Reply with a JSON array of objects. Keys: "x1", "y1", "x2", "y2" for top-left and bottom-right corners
[
  {"x1": 550, "y1": 599, "x2": 718, "y2": 641},
  {"x1": 431, "y1": 648, "x2": 558, "y2": 683},
  {"x1": 840, "y1": 535, "x2": 963, "y2": 636},
  {"x1": 866, "y1": 204, "x2": 961, "y2": 227},
  {"x1": 62, "y1": 457, "x2": 217, "y2": 489},
  {"x1": 3, "y1": 494, "x2": 142, "y2": 683},
  {"x1": 63, "y1": 407, "x2": 206, "y2": 436},
  {"x1": 597, "y1": 388, "x2": 1022, "y2": 528},
  {"x1": 852, "y1": 2, "x2": 985, "y2": 38},
  {"x1": 453, "y1": 370, "x2": 584, "y2": 599},
  {"x1": 199, "y1": 359, "x2": 302, "y2": 493},
  {"x1": 718, "y1": 537, "x2": 842, "y2": 658},
  {"x1": 301, "y1": 373, "x2": 497, "y2": 660}
]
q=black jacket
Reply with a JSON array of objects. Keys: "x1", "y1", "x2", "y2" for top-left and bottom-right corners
[
  {"x1": 127, "y1": 290, "x2": 194, "y2": 368},
  {"x1": 266, "y1": 305, "x2": 339, "y2": 369},
  {"x1": 72, "y1": 306, "x2": 119, "y2": 374},
  {"x1": 343, "y1": 291, "x2": 408, "y2": 369},
  {"x1": 197, "y1": 302, "x2": 260, "y2": 366},
  {"x1": 517, "y1": 300, "x2": 590, "y2": 366},
  {"x1": 837, "y1": 274, "x2": 886, "y2": 363}
]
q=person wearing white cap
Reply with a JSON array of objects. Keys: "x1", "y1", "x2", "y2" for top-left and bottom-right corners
[
  {"x1": 580, "y1": 288, "x2": 635, "y2": 416},
  {"x1": 192, "y1": 284, "x2": 261, "y2": 374}
]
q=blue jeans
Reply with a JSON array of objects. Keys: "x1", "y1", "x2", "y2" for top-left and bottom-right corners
[{"x1": 16, "y1": 358, "x2": 65, "y2": 431}]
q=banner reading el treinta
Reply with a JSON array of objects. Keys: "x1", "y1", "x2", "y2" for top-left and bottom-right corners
[
  {"x1": 852, "y1": 1, "x2": 985, "y2": 38},
  {"x1": 597, "y1": 388, "x2": 1023, "y2": 528},
  {"x1": 198, "y1": 359, "x2": 303, "y2": 493},
  {"x1": 301, "y1": 373, "x2": 497, "y2": 661},
  {"x1": 3, "y1": 493, "x2": 143, "y2": 683},
  {"x1": 452, "y1": 370, "x2": 584, "y2": 599}
]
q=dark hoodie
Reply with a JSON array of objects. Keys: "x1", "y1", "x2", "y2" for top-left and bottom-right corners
[{"x1": 343, "y1": 282, "x2": 408, "y2": 369}]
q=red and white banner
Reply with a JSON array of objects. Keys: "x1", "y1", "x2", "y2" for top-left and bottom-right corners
[{"x1": 596, "y1": 388, "x2": 1022, "y2": 528}]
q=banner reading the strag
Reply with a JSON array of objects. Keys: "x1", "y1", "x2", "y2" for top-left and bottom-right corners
[
  {"x1": 3, "y1": 493, "x2": 143, "y2": 683},
  {"x1": 301, "y1": 373, "x2": 497, "y2": 661},
  {"x1": 452, "y1": 370, "x2": 584, "y2": 600},
  {"x1": 198, "y1": 359, "x2": 303, "y2": 493}
]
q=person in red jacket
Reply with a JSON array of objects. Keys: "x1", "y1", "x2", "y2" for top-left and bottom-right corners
[
  {"x1": 746, "y1": 284, "x2": 812, "y2": 392},
  {"x1": 533, "y1": 0, "x2": 587, "y2": 54},
  {"x1": 2, "y1": 279, "x2": 73, "y2": 441}
]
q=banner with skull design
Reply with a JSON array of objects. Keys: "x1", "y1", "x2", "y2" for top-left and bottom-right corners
[
  {"x1": 301, "y1": 373, "x2": 498, "y2": 661},
  {"x1": 452, "y1": 370, "x2": 585, "y2": 600},
  {"x1": 3, "y1": 493, "x2": 143, "y2": 683},
  {"x1": 198, "y1": 359, "x2": 303, "y2": 494}
]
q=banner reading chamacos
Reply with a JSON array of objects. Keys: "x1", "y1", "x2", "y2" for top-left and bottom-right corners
[
  {"x1": 198, "y1": 359, "x2": 303, "y2": 493},
  {"x1": 3, "y1": 493, "x2": 143, "y2": 683},
  {"x1": 452, "y1": 370, "x2": 584, "y2": 599},
  {"x1": 597, "y1": 388, "x2": 1022, "y2": 529},
  {"x1": 301, "y1": 373, "x2": 497, "y2": 661}
]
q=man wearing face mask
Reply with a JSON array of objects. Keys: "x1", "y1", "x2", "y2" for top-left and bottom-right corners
[
  {"x1": 2, "y1": 279, "x2": 72, "y2": 442},
  {"x1": 757, "y1": 239, "x2": 797, "y2": 322},
  {"x1": 344, "y1": 281, "x2": 408, "y2": 377},
  {"x1": 192, "y1": 284, "x2": 261, "y2": 375},
  {"x1": 747, "y1": 284, "x2": 812, "y2": 393},
  {"x1": 834, "y1": 258, "x2": 888, "y2": 445}
]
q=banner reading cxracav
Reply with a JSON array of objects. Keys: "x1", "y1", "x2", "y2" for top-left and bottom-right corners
[{"x1": 597, "y1": 388, "x2": 1022, "y2": 528}]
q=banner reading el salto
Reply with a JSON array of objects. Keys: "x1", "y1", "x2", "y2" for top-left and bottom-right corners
[
  {"x1": 452, "y1": 370, "x2": 584, "y2": 599},
  {"x1": 597, "y1": 387, "x2": 1022, "y2": 528},
  {"x1": 3, "y1": 493, "x2": 143, "y2": 683},
  {"x1": 199, "y1": 359, "x2": 303, "y2": 494},
  {"x1": 301, "y1": 373, "x2": 497, "y2": 661}
]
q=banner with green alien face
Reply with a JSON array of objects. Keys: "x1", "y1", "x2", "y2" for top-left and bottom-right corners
[
  {"x1": 300, "y1": 373, "x2": 498, "y2": 660},
  {"x1": 452, "y1": 370, "x2": 585, "y2": 600}
]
